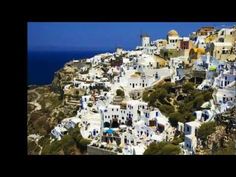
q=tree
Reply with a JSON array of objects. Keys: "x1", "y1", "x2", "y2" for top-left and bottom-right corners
[
  {"x1": 87, "y1": 103, "x2": 93, "y2": 107},
  {"x1": 203, "y1": 90, "x2": 213, "y2": 101},
  {"x1": 68, "y1": 127, "x2": 83, "y2": 149},
  {"x1": 193, "y1": 95, "x2": 204, "y2": 110},
  {"x1": 162, "y1": 83, "x2": 175, "y2": 93},
  {"x1": 142, "y1": 91, "x2": 150, "y2": 102},
  {"x1": 149, "y1": 91, "x2": 159, "y2": 106},
  {"x1": 116, "y1": 89, "x2": 125, "y2": 97},
  {"x1": 182, "y1": 82, "x2": 195, "y2": 94},
  {"x1": 197, "y1": 121, "x2": 216, "y2": 142},
  {"x1": 169, "y1": 112, "x2": 184, "y2": 127},
  {"x1": 58, "y1": 111, "x2": 65, "y2": 119},
  {"x1": 171, "y1": 134, "x2": 184, "y2": 145},
  {"x1": 159, "y1": 104, "x2": 175, "y2": 116},
  {"x1": 78, "y1": 138, "x2": 91, "y2": 153},
  {"x1": 61, "y1": 135, "x2": 76, "y2": 154},
  {"x1": 157, "y1": 88, "x2": 168, "y2": 100},
  {"x1": 144, "y1": 142, "x2": 180, "y2": 155},
  {"x1": 179, "y1": 102, "x2": 193, "y2": 113}
]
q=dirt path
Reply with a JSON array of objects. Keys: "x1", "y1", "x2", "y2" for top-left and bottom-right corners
[
  {"x1": 28, "y1": 89, "x2": 42, "y2": 112},
  {"x1": 169, "y1": 97, "x2": 178, "y2": 112},
  {"x1": 28, "y1": 134, "x2": 43, "y2": 155},
  {"x1": 28, "y1": 89, "x2": 42, "y2": 123}
]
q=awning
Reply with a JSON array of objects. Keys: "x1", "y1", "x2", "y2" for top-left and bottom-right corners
[{"x1": 104, "y1": 128, "x2": 114, "y2": 134}]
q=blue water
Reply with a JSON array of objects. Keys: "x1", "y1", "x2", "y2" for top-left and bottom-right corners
[{"x1": 28, "y1": 50, "x2": 113, "y2": 85}]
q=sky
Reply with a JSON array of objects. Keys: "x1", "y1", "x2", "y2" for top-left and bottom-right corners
[{"x1": 28, "y1": 22, "x2": 236, "y2": 51}]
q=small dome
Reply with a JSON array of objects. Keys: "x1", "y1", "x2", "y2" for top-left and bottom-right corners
[{"x1": 168, "y1": 30, "x2": 179, "y2": 36}]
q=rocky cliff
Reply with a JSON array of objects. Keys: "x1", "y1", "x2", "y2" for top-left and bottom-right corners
[{"x1": 27, "y1": 60, "x2": 85, "y2": 155}]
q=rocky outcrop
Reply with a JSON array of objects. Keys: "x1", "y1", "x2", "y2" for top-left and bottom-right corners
[
  {"x1": 51, "y1": 62, "x2": 79, "y2": 95},
  {"x1": 27, "y1": 61, "x2": 84, "y2": 155},
  {"x1": 196, "y1": 125, "x2": 236, "y2": 155}
]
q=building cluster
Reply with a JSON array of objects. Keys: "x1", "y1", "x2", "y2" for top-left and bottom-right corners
[{"x1": 50, "y1": 25, "x2": 236, "y2": 155}]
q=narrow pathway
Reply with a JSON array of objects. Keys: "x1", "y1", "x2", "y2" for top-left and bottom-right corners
[{"x1": 28, "y1": 89, "x2": 42, "y2": 123}]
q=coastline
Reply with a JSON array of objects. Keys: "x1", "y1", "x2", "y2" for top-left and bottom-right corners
[{"x1": 28, "y1": 50, "x2": 113, "y2": 86}]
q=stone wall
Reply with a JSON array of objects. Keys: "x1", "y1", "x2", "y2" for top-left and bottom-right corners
[{"x1": 87, "y1": 145, "x2": 118, "y2": 155}]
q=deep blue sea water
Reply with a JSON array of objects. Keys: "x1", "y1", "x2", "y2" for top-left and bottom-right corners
[{"x1": 28, "y1": 50, "x2": 113, "y2": 85}]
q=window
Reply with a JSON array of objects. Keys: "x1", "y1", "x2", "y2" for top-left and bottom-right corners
[
  {"x1": 112, "y1": 109, "x2": 114, "y2": 111},
  {"x1": 117, "y1": 109, "x2": 118, "y2": 111},
  {"x1": 187, "y1": 126, "x2": 190, "y2": 132}
]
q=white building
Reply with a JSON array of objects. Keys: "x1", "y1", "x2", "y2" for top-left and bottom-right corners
[
  {"x1": 213, "y1": 63, "x2": 236, "y2": 89},
  {"x1": 213, "y1": 88, "x2": 236, "y2": 105},
  {"x1": 99, "y1": 100, "x2": 148, "y2": 127},
  {"x1": 116, "y1": 47, "x2": 123, "y2": 55},
  {"x1": 127, "y1": 72, "x2": 155, "y2": 90},
  {"x1": 141, "y1": 34, "x2": 150, "y2": 47},
  {"x1": 195, "y1": 36, "x2": 207, "y2": 49},
  {"x1": 166, "y1": 30, "x2": 180, "y2": 49},
  {"x1": 194, "y1": 110, "x2": 214, "y2": 122},
  {"x1": 170, "y1": 57, "x2": 185, "y2": 82},
  {"x1": 212, "y1": 61, "x2": 236, "y2": 105},
  {"x1": 51, "y1": 124, "x2": 68, "y2": 140},
  {"x1": 126, "y1": 100, "x2": 148, "y2": 123},
  {"x1": 81, "y1": 95, "x2": 91, "y2": 109},
  {"x1": 217, "y1": 28, "x2": 235, "y2": 43},
  {"x1": 184, "y1": 121, "x2": 201, "y2": 154}
]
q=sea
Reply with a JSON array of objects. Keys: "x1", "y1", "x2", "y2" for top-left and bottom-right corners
[{"x1": 28, "y1": 50, "x2": 113, "y2": 85}]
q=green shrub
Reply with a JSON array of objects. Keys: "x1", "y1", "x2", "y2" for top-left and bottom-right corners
[
  {"x1": 159, "y1": 104, "x2": 175, "y2": 116},
  {"x1": 169, "y1": 112, "x2": 184, "y2": 127},
  {"x1": 78, "y1": 138, "x2": 91, "y2": 153},
  {"x1": 182, "y1": 82, "x2": 195, "y2": 93},
  {"x1": 116, "y1": 89, "x2": 125, "y2": 97},
  {"x1": 197, "y1": 122, "x2": 216, "y2": 142},
  {"x1": 87, "y1": 103, "x2": 93, "y2": 107},
  {"x1": 144, "y1": 142, "x2": 180, "y2": 155}
]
